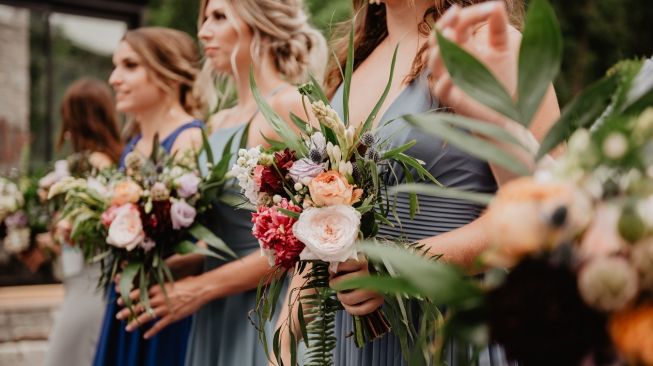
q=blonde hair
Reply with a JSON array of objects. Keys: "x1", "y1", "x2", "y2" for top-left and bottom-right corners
[
  {"x1": 325, "y1": 0, "x2": 525, "y2": 98},
  {"x1": 123, "y1": 27, "x2": 207, "y2": 119},
  {"x1": 198, "y1": 0, "x2": 327, "y2": 85}
]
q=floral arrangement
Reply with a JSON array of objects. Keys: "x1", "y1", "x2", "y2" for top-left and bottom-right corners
[
  {"x1": 236, "y1": 43, "x2": 437, "y2": 363},
  {"x1": 49, "y1": 137, "x2": 237, "y2": 313},
  {"x1": 334, "y1": 0, "x2": 653, "y2": 364}
]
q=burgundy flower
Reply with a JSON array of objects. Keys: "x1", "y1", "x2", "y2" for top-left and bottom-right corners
[
  {"x1": 274, "y1": 148, "x2": 296, "y2": 172},
  {"x1": 140, "y1": 200, "x2": 173, "y2": 244},
  {"x1": 259, "y1": 166, "x2": 283, "y2": 194}
]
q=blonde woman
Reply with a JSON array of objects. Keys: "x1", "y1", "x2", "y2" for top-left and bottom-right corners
[
  {"x1": 115, "y1": 1, "x2": 326, "y2": 365},
  {"x1": 92, "y1": 27, "x2": 205, "y2": 366}
]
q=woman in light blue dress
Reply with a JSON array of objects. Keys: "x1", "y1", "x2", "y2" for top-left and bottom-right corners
[
  {"x1": 119, "y1": 1, "x2": 326, "y2": 365},
  {"x1": 279, "y1": 1, "x2": 560, "y2": 365}
]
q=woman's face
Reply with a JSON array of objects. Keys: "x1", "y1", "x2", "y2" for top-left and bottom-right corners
[
  {"x1": 198, "y1": 0, "x2": 253, "y2": 75},
  {"x1": 108, "y1": 41, "x2": 164, "y2": 114}
]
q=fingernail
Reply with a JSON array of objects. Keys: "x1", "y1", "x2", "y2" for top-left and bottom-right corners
[
  {"x1": 116, "y1": 313, "x2": 122, "y2": 320},
  {"x1": 143, "y1": 334, "x2": 151, "y2": 340},
  {"x1": 478, "y1": 1, "x2": 498, "y2": 15},
  {"x1": 125, "y1": 325, "x2": 132, "y2": 332}
]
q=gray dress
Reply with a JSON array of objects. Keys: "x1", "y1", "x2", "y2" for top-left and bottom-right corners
[
  {"x1": 185, "y1": 125, "x2": 284, "y2": 366},
  {"x1": 44, "y1": 249, "x2": 105, "y2": 366},
  {"x1": 330, "y1": 72, "x2": 514, "y2": 366}
]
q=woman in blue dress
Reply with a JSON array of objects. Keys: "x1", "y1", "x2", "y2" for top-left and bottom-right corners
[
  {"x1": 116, "y1": 1, "x2": 327, "y2": 365},
  {"x1": 92, "y1": 27, "x2": 205, "y2": 366},
  {"x1": 277, "y1": 1, "x2": 561, "y2": 365}
]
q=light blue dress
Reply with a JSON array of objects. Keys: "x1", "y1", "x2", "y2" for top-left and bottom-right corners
[
  {"x1": 330, "y1": 72, "x2": 515, "y2": 366},
  {"x1": 185, "y1": 124, "x2": 286, "y2": 365}
]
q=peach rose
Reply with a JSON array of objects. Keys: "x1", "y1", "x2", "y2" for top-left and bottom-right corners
[
  {"x1": 308, "y1": 171, "x2": 363, "y2": 207},
  {"x1": 610, "y1": 304, "x2": 653, "y2": 365},
  {"x1": 110, "y1": 180, "x2": 142, "y2": 206}
]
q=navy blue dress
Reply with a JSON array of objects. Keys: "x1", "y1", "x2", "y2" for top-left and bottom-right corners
[{"x1": 93, "y1": 120, "x2": 203, "y2": 366}]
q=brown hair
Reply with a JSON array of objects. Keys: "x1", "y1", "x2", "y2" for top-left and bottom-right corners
[
  {"x1": 198, "y1": 0, "x2": 327, "y2": 84},
  {"x1": 324, "y1": 0, "x2": 525, "y2": 98},
  {"x1": 122, "y1": 27, "x2": 207, "y2": 118},
  {"x1": 58, "y1": 78, "x2": 123, "y2": 163}
]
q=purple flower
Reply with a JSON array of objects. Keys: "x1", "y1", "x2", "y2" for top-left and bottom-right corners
[
  {"x1": 4, "y1": 212, "x2": 28, "y2": 228},
  {"x1": 176, "y1": 173, "x2": 201, "y2": 198},
  {"x1": 288, "y1": 158, "x2": 325, "y2": 183},
  {"x1": 170, "y1": 200, "x2": 196, "y2": 230},
  {"x1": 139, "y1": 237, "x2": 156, "y2": 252}
]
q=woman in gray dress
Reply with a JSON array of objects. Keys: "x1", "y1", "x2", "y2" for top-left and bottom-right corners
[
  {"x1": 277, "y1": 1, "x2": 561, "y2": 365},
  {"x1": 43, "y1": 78, "x2": 123, "y2": 366},
  {"x1": 114, "y1": 1, "x2": 326, "y2": 365}
]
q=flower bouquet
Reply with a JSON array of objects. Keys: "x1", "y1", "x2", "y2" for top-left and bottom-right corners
[
  {"x1": 333, "y1": 0, "x2": 653, "y2": 363},
  {"x1": 49, "y1": 136, "x2": 237, "y2": 314},
  {"x1": 233, "y1": 41, "x2": 439, "y2": 362}
]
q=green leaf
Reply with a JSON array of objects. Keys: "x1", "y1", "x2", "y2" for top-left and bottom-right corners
[
  {"x1": 238, "y1": 122, "x2": 251, "y2": 150},
  {"x1": 309, "y1": 74, "x2": 330, "y2": 105},
  {"x1": 389, "y1": 183, "x2": 493, "y2": 205},
  {"x1": 405, "y1": 114, "x2": 531, "y2": 176},
  {"x1": 393, "y1": 153, "x2": 441, "y2": 185},
  {"x1": 361, "y1": 44, "x2": 399, "y2": 134},
  {"x1": 334, "y1": 275, "x2": 423, "y2": 296},
  {"x1": 381, "y1": 140, "x2": 417, "y2": 160},
  {"x1": 297, "y1": 300, "x2": 309, "y2": 347},
  {"x1": 289, "y1": 112, "x2": 310, "y2": 134},
  {"x1": 536, "y1": 73, "x2": 619, "y2": 159},
  {"x1": 343, "y1": 24, "x2": 355, "y2": 126},
  {"x1": 277, "y1": 207, "x2": 300, "y2": 219},
  {"x1": 407, "y1": 112, "x2": 525, "y2": 148},
  {"x1": 175, "y1": 240, "x2": 228, "y2": 260},
  {"x1": 517, "y1": 0, "x2": 562, "y2": 126},
  {"x1": 201, "y1": 129, "x2": 214, "y2": 166},
  {"x1": 436, "y1": 31, "x2": 520, "y2": 122},
  {"x1": 150, "y1": 133, "x2": 160, "y2": 162},
  {"x1": 249, "y1": 68, "x2": 307, "y2": 156},
  {"x1": 189, "y1": 223, "x2": 237, "y2": 259},
  {"x1": 621, "y1": 59, "x2": 653, "y2": 114},
  {"x1": 119, "y1": 262, "x2": 141, "y2": 308}
]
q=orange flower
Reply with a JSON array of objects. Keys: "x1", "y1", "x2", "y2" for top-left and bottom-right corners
[
  {"x1": 308, "y1": 171, "x2": 362, "y2": 207},
  {"x1": 610, "y1": 304, "x2": 653, "y2": 365},
  {"x1": 110, "y1": 180, "x2": 142, "y2": 206}
]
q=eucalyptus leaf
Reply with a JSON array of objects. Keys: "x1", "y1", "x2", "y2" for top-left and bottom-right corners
[
  {"x1": 517, "y1": 0, "x2": 562, "y2": 126},
  {"x1": 436, "y1": 31, "x2": 520, "y2": 122}
]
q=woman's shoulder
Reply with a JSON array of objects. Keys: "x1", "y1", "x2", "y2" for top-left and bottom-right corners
[
  {"x1": 171, "y1": 120, "x2": 205, "y2": 153},
  {"x1": 268, "y1": 87, "x2": 306, "y2": 119}
]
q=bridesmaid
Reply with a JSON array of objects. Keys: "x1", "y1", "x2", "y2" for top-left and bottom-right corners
[
  {"x1": 115, "y1": 1, "x2": 326, "y2": 365},
  {"x1": 92, "y1": 27, "x2": 205, "y2": 366},
  {"x1": 279, "y1": 1, "x2": 560, "y2": 365},
  {"x1": 44, "y1": 78, "x2": 123, "y2": 366}
]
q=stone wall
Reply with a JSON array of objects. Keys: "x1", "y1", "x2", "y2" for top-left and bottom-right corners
[{"x1": 0, "y1": 5, "x2": 30, "y2": 172}]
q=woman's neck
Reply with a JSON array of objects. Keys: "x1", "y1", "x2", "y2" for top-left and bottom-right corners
[
  {"x1": 384, "y1": 1, "x2": 432, "y2": 45},
  {"x1": 136, "y1": 99, "x2": 192, "y2": 144},
  {"x1": 233, "y1": 56, "x2": 286, "y2": 110}
]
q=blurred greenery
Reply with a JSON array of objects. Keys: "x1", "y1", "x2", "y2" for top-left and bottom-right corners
[{"x1": 27, "y1": 0, "x2": 653, "y2": 168}]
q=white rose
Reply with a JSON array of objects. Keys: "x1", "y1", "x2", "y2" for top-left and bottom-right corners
[
  {"x1": 3, "y1": 227, "x2": 31, "y2": 254},
  {"x1": 293, "y1": 205, "x2": 361, "y2": 271},
  {"x1": 106, "y1": 203, "x2": 144, "y2": 251}
]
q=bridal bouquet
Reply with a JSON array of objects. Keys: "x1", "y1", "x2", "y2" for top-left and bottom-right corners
[
  {"x1": 49, "y1": 137, "x2": 237, "y2": 314},
  {"x1": 233, "y1": 51, "x2": 437, "y2": 363}
]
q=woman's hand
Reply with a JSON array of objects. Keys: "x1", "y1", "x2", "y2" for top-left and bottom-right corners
[
  {"x1": 329, "y1": 257, "x2": 383, "y2": 316},
  {"x1": 116, "y1": 275, "x2": 208, "y2": 339},
  {"x1": 428, "y1": 1, "x2": 519, "y2": 125}
]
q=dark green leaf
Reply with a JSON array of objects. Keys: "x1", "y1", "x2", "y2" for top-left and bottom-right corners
[
  {"x1": 119, "y1": 262, "x2": 141, "y2": 308},
  {"x1": 381, "y1": 140, "x2": 417, "y2": 160},
  {"x1": 189, "y1": 223, "x2": 237, "y2": 258},
  {"x1": 201, "y1": 129, "x2": 214, "y2": 166},
  {"x1": 343, "y1": 25, "x2": 355, "y2": 126},
  {"x1": 436, "y1": 31, "x2": 520, "y2": 122},
  {"x1": 517, "y1": 0, "x2": 562, "y2": 126},
  {"x1": 175, "y1": 240, "x2": 227, "y2": 260},
  {"x1": 536, "y1": 73, "x2": 619, "y2": 159},
  {"x1": 389, "y1": 183, "x2": 493, "y2": 205},
  {"x1": 277, "y1": 207, "x2": 301, "y2": 219}
]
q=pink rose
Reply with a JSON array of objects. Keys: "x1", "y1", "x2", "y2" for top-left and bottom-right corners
[
  {"x1": 253, "y1": 165, "x2": 265, "y2": 188},
  {"x1": 106, "y1": 203, "x2": 144, "y2": 251},
  {"x1": 308, "y1": 171, "x2": 363, "y2": 207},
  {"x1": 101, "y1": 205, "x2": 122, "y2": 228},
  {"x1": 176, "y1": 173, "x2": 201, "y2": 198},
  {"x1": 170, "y1": 200, "x2": 196, "y2": 230}
]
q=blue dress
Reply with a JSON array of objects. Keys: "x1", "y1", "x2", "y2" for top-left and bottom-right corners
[
  {"x1": 93, "y1": 120, "x2": 203, "y2": 366},
  {"x1": 330, "y1": 74, "x2": 514, "y2": 365},
  {"x1": 184, "y1": 124, "x2": 287, "y2": 365}
]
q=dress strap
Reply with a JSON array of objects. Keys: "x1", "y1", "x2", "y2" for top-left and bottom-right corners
[{"x1": 160, "y1": 120, "x2": 204, "y2": 153}]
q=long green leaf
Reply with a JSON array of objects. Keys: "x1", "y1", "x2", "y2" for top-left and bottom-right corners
[
  {"x1": 334, "y1": 275, "x2": 423, "y2": 296},
  {"x1": 536, "y1": 73, "x2": 619, "y2": 159},
  {"x1": 309, "y1": 74, "x2": 330, "y2": 105},
  {"x1": 621, "y1": 59, "x2": 653, "y2": 114},
  {"x1": 389, "y1": 183, "x2": 493, "y2": 205},
  {"x1": 361, "y1": 44, "x2": 399, "y2": 134},
  {"x1": 249, "y1": 69, "x2": 307, "y2": 156},
  {"x1": 343, "y1": 25, "x2": 355, "y2": 126},
  {"x1": 175, "y1": 240, "x2": 227, "y2": 260},
  {"x1": 119, "y1": 262, "x2": 141, "y2": 308},
  {"x1": 517, "y1": 0, "x2": 563, "y2": 126},
  {"x1": 201, "y1": 129, "x2": 214, "y2": 166},
  {"x1": 189, "y1": 223, "x2": 237, "y2": 259},
  {"x1": 436, "y1": 31, "x2": 521, "y2": 122},
  {"x1": 405, "y1": 114, "x2": 531, "y2": 176},
  {"x1": 382, "y1": 140, "x2": 417, "y2": 160}
]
